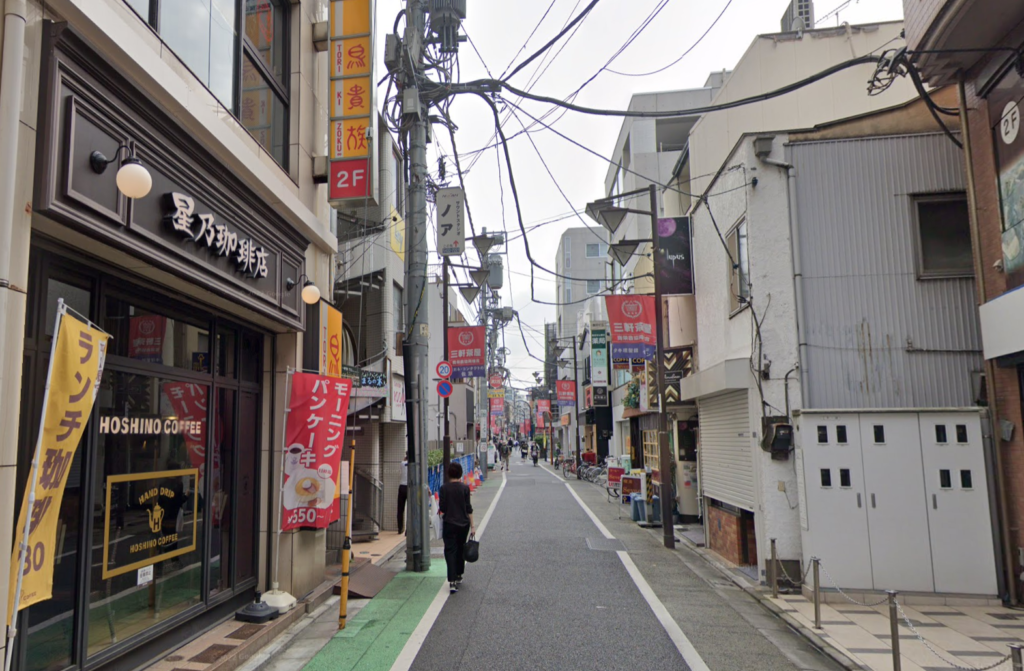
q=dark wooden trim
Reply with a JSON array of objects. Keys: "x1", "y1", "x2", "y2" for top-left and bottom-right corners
[{"x1": 34, "y1": 22, "x2": 309, "y2": 330}]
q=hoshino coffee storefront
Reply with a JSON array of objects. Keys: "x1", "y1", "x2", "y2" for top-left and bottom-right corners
[{"x1": 0, "y1": 11, "x2": 337, "y2": 671}]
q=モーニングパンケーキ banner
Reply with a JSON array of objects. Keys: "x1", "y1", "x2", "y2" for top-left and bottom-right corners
[{"x1": 281, "y1": 373, "x2": 353, "y2": 530}]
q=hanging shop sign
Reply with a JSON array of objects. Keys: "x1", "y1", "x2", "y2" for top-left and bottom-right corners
[
  {"x1": 281, "y1": 373, "x2": 353, "y2": 530},
  {"x1": 342, "y1": 365, "x2": 363, "y2": 388},
  {"x1": 328, "y1": 0, "x2": 379, "y2": 206},
  {"x1": 101, "y1": 469, "x2": 199, "y2": 579},
  {"x1": 536, "y1": 400, "x2": 551, "y2": 428},
  {"x1": 165, "y1": 193, "x2": 270, "y2": 279},
  {"x1": 591, "y1": 328, "x2": 609, "y2": 386},
  {"x1": 487, "y1": 388, "x2": 505, "y2": 400},
  {"x1": 556, "y1": 380, "x2": 576, "y2": 407},
  {"x1": 584, "y1": 384, "x2": 593, "y2": 410},
  {"x1": 490, "y1": 396, "x2": 504, "y2": 416},
  {"x1": 9, "y1": 308, "x2": 109, "y2": 620},
  {"x1": 656, "y1": 217, "x2": 694, "y2": 296},
  {"x1": 390, "y1": 370, "x2": 407, "y2": 422},
  {"x1": 593, "y1": 385, "x2": 609, "y2": 408},
  {"x1": 663, "y1": 347, "x2": 694, "y2": 404},
  {"x1": 605, "y1": 295, "x2": 657, "y2": 361},
  {"x1": 436, "y1": 187, "x2": 466, "y2": 256},
  {"x1": 319, "y1": 302, "x2": 344, "y2": 378},
  {"x1": 353, "y1": 369, "x2": 387, "y2": 398},
  {"x1": 448, "y1": 326, "x2": 486, "y2": 380}
]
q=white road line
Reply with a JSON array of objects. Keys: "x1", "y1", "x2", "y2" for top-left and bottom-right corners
[
  {"x1": 389, "y1": 470, "x2": 508, "y2": 671},
  {"x1": 557, "y1": 468, "x2": 711, "y2": 671}
]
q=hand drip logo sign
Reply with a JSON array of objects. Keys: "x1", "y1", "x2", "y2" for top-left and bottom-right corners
[{"x1": 148, "y1": 502, "x2": 165, "y2": 533}]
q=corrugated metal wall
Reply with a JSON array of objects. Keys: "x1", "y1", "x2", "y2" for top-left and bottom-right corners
[
  {"x1": 698, "y1": 391, "x2": 755, "y2": 511},
  {"x1": 791, "y1": 133, "x2": 982, "y2": 409}
]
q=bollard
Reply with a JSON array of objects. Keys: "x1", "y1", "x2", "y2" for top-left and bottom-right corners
[
  {"x1": 1012, "y1": 643, "x2": 1023, "y2": 671},
  {"x1": 812, "y1": 557, "x2": 821, "y2": 630},
  {"x1": 770, "y1": 539, "x2": 779, "y2": 598},
  {"x1": 887, "y1": 590, "x2": 901, "y2": 671}
]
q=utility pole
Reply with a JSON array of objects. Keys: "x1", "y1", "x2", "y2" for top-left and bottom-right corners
[
  {"x1": 401, "y1": 0, "x2": 430, "y2": 573},
  {"x1": 442, "y1": 257, "x2": 451, "y2": 474}
]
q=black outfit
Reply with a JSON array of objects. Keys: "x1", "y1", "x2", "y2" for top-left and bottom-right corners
[
  {"x1": 439, "y1": 481, "x2": 473, "y2": 582},
  {"x1": 397, "y1": 484, "x2": 408, "y2": 533}
]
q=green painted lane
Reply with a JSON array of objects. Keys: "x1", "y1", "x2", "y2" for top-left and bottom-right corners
[{"x1": 302, "y1": 559, "x2": 446, "y2": 671}]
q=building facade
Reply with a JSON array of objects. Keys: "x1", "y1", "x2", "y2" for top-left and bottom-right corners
[
  {"x1": 904, "y1": 0, "x2": 1024, "y2": 604},
  {"x1": 0, "y1": 1, "x2": 338, "y2": 670}
]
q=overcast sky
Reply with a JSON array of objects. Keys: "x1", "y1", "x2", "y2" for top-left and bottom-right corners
[{"x1": 375, "y1": 0, "x2": 905, "y2": 389}]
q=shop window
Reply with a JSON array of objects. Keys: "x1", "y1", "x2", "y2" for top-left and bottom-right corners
[
  {"x1": 913, "y1": 194, "x2": 973, "y2": 278},
  {"x1": 210, "y1": 388, "x2": 235, "y2": 595},
  {"x1": 727, "y1": 219, "x2": 750, "y2": 313},
  {"x1": 217, "y1": 328, "x2": 238, "y2": 378},
  {"x1": 240, "y1": 332, "x2": 263, "y2": 384},
  {"x1": 44, "y1": 278, "x2": 91, "y2": 337},
  {"x1": 104, "y1": 297, "x2": 211, "y2": 372},
  {"x1": 89, "y1": 371, "x2": 207, "y2": 655},
  {"x1": 235, "y1": 391, "x2": 259, "y2": 581},
  {"x1": 128, "y1": 0, "x2": 291, "y2": 170}
]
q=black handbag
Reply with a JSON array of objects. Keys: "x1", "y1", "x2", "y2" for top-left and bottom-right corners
[{"x1": 464, "y1": 535, "x2": 480, "y2": 563}]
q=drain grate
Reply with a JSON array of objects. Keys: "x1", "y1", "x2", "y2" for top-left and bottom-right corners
[{"x1": 586, "y1": 537, "x2": 626, "y2": 552}]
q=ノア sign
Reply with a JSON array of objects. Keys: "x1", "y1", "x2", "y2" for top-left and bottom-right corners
[
  {"x1": 330, "y1": 158, "x2": 371, "y2": 201},
  {"x1": 556, "y1": 380, "x2": 576, "y2": 406},
  {"x1": 448, "y1": 326, "x2": 485, "y2": 380},
  {"x1": 9, "y1": 307, "x2": 109, "y2": 623},
  {"x1": 605, "y1": 295, "x2": 657, "y2": 361},
  {"x1": 320, "y1": 302, "x2": 343, "y2": 378},
  {"x1": 282, "y1": 373, "x2": 353, "y2": 530}
]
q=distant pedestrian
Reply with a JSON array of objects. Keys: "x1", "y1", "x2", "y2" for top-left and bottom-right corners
[
  {"x1": 439, "y1": 462, "x2": 475, "y2": 594},
  {"x1": 397, "y1": 457, "x2": 408, "y2": 535}
]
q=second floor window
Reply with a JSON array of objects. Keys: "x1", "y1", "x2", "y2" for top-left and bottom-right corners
[
  {"x1": 124, "y1": 0, "x2": 290, "y2": 170},
  {"x1": 587, "y1": 279, "x2": 602, "y2": 294},
  {"x1": 728, "y1": 219, "x2": 750, "y2": 313}
]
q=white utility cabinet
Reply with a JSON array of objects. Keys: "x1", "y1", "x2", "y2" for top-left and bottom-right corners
[{"x1": 798, "y1": 410, "x2": 997, "y2": 596}]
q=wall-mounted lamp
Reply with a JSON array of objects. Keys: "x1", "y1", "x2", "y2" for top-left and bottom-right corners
[
  {"x1": 90, "y1": 144, "x2": 153, "y2": 200},
  {"x1": 286, "y1": 275, "x2": 321, "y2": 305}
]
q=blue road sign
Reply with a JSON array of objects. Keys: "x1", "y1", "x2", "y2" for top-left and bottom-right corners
[{"x1": 437, "y1": 381, "x2": 453, "y2": 398}]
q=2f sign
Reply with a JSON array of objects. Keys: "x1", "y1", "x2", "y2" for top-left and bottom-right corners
[
  {"x1": 436, "y1": 187, "x2": 465, "y2": 257},
  {"x1": 330, "y1": 159, "x2": 370, "y2": 201}
]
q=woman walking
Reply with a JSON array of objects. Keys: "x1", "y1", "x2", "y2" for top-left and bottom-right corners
[{"x1": 439, "y1": 461, "x2": 475, "y2": 594}]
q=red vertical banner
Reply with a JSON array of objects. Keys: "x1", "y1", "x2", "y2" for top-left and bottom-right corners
[
  {"x1": 282, "y1": 373, "x2": 353, "y2": 530},
  {"x1": 129, "y1": 315, "x2": 167, "y2": 362},
  {"x1": 448, "y1": 326, "x2": 486, "y2": 379},
  {"x1": 556, "y1": 380, "x2": 576, "y2": 406},
  {"x1": 162, "y1": 382, "x2": 209, "y2": 479},
  {"x1": 536, "y1": 400, "x2": 550, "y2": 428},
  {"x1": 605, "y1": 295, "x2": 657, "y2": 361}
]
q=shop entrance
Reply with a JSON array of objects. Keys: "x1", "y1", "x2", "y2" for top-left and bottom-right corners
[{"x1": 16, "y1": 245, "x2": 264, "y2": 671}]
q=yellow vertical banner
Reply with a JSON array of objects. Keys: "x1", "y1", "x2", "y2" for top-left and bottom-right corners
[
  {"x1": 320, "y1": 302, "x2": 344, "y2": 379},
  {"x1": 8, "y1": 308, "x2": 109, "y2": 623}
]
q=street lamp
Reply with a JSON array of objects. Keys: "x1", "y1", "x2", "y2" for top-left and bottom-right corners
[{"x1": 585, "y1": 184, "x2": 676, "y2": 550}]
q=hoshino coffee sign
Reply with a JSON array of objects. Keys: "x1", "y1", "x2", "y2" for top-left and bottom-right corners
[{"x1": 99, "y1": 416, "x2": 202, "y2": 436}]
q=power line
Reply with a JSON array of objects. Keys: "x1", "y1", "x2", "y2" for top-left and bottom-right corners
[
  {"x1": 606, "y1": 0, "x2": 734, "y2": 77},
  {"x1": 505, "y1": 0, "x2": 603, "y2": 80}
]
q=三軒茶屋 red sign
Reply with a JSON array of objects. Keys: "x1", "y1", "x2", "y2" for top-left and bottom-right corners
[
  {"x1": 448, "y1": 326, "x2": 485, "y2": 380},
  {"x1": 282, "y1": 373, "x2": 353, "y2": 530},
  {"x1": 605, "y1": 295, "x2": 657, "y2": 361},
  {"x1": 556, "y1": 380, "x2": 576, "y2": 406}
]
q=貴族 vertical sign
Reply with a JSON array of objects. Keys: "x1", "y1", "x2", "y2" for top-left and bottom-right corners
[{"x1": 329, "y1": 0, "x2": 378, "y2": 206}]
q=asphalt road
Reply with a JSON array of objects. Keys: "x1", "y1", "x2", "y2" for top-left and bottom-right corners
[{"x1": 410, "y1": 457, "x2": 843, "y2": 671}]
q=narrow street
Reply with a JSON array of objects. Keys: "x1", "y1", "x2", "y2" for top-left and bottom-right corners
[{"x1": 407, "y1": 457, "x2": 841, "y2": 671}]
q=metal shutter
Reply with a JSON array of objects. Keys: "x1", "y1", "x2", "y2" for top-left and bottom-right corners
[{"x1": 698, "y1": 390, "x2": 755, "y2": 511}]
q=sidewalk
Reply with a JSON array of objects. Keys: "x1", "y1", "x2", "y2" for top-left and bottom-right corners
[
  {"x1": 764, "y1": 591, "x2": 1024, "y2": 671},
  {"x1": 669, "y1": 519, "x2": 1024, "y2": 670},
  {"x1": 244, "y1": 472, "x2": 501, "y2": 671}
]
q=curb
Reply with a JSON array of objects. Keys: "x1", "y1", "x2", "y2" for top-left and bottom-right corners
[{"x1": 675, "y1": 535, "x2": 864, "y2": 671}]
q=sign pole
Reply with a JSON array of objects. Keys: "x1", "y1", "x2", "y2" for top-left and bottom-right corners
[
  {"x1": 4, "y1": 301, "x2": 65, "y2": 671},
  {"x1": 650, "y1": 184, "x2": 676, "y2": 549},
  {"x1": 338, "y1": 447, "x2": 356, "y2": 629},
  {"x1": 442, "y1": 257, "x2": 451, "y2": 474},
  {"x1": 264, "y1": 368, "x2": 298, "y2": 612}
]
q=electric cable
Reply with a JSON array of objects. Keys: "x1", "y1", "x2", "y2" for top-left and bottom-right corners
[
  {"x1": 606, "y1": 0, "x2": 733, "y2": 77},
  {"x1": 505, "y1": 0, "x2": 603, "y2": 81}
]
